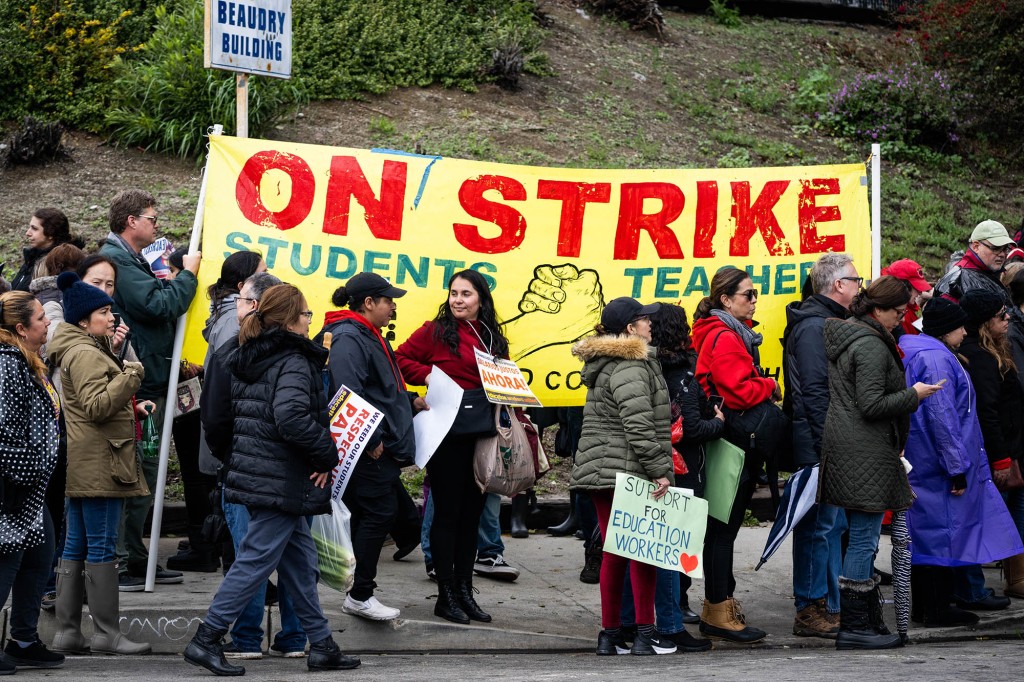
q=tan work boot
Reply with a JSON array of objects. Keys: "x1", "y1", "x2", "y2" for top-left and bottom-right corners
[
  {"x1": 793, "y1": 598, "x2": 839, "y2": 638},
  {"x1": 1004, "y1": 553, "x2": 1024, "y2": 599},
  {"x1": 699, "y1": 598, "x2": 766, "y2": 643}
]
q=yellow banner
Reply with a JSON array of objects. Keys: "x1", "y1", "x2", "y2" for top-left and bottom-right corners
[{"x1": 184, "y1": 136, "x2": 870, "y2": 406}]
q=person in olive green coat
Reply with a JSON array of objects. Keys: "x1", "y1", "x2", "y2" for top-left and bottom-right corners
[
  {"x1": 570, "y1": 297, "x2": 676, "y2": 657},
  {"x1": 820, "y1": 276, "x2": 942, "y2": 651},
  {"x1": 47, "y1": 273, "x2": 152, "y2": 657}
]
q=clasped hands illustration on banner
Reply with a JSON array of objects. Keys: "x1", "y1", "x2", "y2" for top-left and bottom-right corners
[{"x1": 508, "y1": 264, "x2": 605, "y2": 362}]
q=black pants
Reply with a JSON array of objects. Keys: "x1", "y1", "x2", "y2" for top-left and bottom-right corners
[
  {"x1": 172, "y1": 410, "x2": 216, "y2": 551},
  {"x1": 703, "y1": 462, "x2": 759, "y2": 603},
  {"x1": 342, "y1": 455, "x2": 401, "y2": 601},
  {"x1": 389, "y1": 482, "x2": 421, "y2": 550},
  {"x1": 426, "y1": 434, "x2": 485, "y2": 582},
  {"x1": 0, "y1": 507, "x2": 54, "y2": 642}
]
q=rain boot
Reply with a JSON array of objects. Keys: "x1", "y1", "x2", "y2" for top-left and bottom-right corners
[
  {"x1": 184, "y1": 622, "x2": 244, "y2": 676},
  {"x1": 547, "y1": 493, "x2": 579, "y2": 537},
  {"x1": 52, "y1": 559, "x2": 90, "y2": 654},
  {"x1": 1004, "y1": 553, "x2": 1024, "y2": 599},
  {"x1": 836, "y1": 576, "x2": 902, "y2": 650},
  {"x1": 510, "y1": 493, "x2": 529, "y2": 539},
  {"x1": 84, "y1": 561, "x2": 151, "y2": 655}
]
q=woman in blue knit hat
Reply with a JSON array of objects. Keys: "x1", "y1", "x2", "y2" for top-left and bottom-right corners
[{"x1": 47, "y1": 273, "x2": 152, "y2": 656}]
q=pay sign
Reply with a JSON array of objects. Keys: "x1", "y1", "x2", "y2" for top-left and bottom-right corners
[{"x1": 604, "y1": 473, "x2": 708, "y2": 578}]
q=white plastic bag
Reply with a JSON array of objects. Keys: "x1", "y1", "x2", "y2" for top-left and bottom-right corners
[{"x1": 310, "y1": 497, "x2": 356, "y2": 593}]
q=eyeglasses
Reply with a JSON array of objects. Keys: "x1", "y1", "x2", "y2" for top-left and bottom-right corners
[
  {"x1": 839, "y1": 276, "x2": 864, "y2": 286},
  {"x1": 894, "y1": 307, "x2": 908, "y2": 316},
  {"x1": 134, "y1": 214, "x2": 158, "y2": 225},
  {"x1": 979, "y1": 241, "x2": 1012, "y2": 255},
  {"x1": 996, "y1": 308, "x2": 1010, "y2": 320},
  {"x1": 237, "y1": 296, "x2": 257, "y2": 305},
  {"x1": 300, "y1": 311, "x2": 314, "y2": 320},
  {"x1": 737, "y1": 289, "x2": 758, "y2": 301}
]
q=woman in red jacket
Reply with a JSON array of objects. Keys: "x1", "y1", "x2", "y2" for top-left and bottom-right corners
[
  {"x1": 396, "y1": 269, "x2": 510, "y2": 625},
  {"x1": 690, "y1": 266, "x2": 779, "y2": 643}
]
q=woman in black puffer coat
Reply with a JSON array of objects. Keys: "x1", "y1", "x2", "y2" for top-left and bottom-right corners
[{"x1": 184, "y1": 284, "x2": 360, "y2": 676}]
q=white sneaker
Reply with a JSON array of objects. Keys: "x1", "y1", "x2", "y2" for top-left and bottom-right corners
[{"x1": 342, "y1": 595, "x2": 400, "y2": 621}]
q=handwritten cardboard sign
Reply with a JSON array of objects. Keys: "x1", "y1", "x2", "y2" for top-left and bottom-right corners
[
  {"x1": 603, "y1": 473, "x2": 708, "y2": 578},
  {"x1": 474, "y1": 347, "x2": 542, "y2": 407},
  {"x1": 327, "y1": 385, "x2": 383, "y2": 499}
]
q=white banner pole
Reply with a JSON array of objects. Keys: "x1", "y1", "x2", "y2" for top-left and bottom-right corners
[
  {"x1": 145, "y1": 124, "x2": 223, "y2": 592},
  {"x1": 871, "y1": 143, "x2": 882, "y2": 279}
]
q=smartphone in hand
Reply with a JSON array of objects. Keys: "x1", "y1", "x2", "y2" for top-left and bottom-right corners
[{"x1": 709, "y1": 394, "x2": 725, "y2": 412}]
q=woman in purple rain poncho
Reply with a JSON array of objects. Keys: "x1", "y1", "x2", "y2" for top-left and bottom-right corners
[{"x1": 899, "y1": 297, "x2": 1024, "y2": 628}]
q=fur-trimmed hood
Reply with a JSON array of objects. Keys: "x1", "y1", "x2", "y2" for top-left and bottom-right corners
[{"x1": 572, "y1": 333, "x2": 651, "y2": 362}]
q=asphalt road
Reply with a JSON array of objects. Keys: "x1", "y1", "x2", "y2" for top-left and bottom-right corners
[{"x1": 28, "y1": 639, "x2": 1022, "y2": 681}]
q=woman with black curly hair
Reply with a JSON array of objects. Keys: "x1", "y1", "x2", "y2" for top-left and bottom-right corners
[{"x1": 396, "y1": 269, "x2": 510, "y2": 625}]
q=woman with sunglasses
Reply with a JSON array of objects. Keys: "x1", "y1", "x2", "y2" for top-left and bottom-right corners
[
  {"x1": 953, "y1": 289, "x2": 1021, "y2": 611},
  {"x1": 821, "y1": 276, "x2": 942, "y2": 650},
  {"x1": 690, "y1": 267, "x2": 779, "y2": 643}
]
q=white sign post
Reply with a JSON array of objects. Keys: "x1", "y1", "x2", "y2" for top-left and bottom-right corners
[{"x1": 204, "y1": 0, "x2": 292, "y2": 138}]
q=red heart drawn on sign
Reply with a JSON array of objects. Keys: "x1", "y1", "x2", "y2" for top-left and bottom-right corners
[{"x1": 679, "y1": 553, "x2": 699, "y2": 574}]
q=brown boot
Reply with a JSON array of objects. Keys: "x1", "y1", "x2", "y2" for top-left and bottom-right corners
[
  {"x1": 1004, "y1": 553, "x2": 1024, "y2": 599},
  {"x1": 699, "y1": 598, "x2": 766, "y2": 643},
  {"x1": 793, "y1": 598, "x2": 839, "y2": 638}
]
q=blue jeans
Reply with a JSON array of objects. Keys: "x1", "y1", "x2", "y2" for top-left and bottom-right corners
[
  {"x1": 842, "y1": 510, "x2": 884, "y2": 581},
  {"x1": 223, "y1": 500, "x2": 305, "y2": 652},
  {"x1": 953, "y1": 565, "x2": 990, "y2": 603},
  {"x1": 620, "y1": 568, "x2": 683, "y2": 635},
  {"x1": 421, "y1": 490, "x2": 505, "y2": 565},
  {"x1": 63, "y1": 497, "x2": 122, "y2": 563},
  {"x1": 792, "y1": 502, "x2": 846, "y2": 612}
]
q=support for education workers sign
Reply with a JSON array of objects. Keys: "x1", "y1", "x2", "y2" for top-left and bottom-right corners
[
  {"x1": 204, "y1": 0, "x2": 292, "y2": 78},
  {"x1": 182, "y1": 135, "x2": 871, "y2": 406},
  {"x1": 604, "y1": 473, "x2": 708, "y2": 578}
]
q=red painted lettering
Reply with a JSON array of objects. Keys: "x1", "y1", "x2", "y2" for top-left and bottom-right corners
[
  {"x1": 536, "y1": 180, "x2": 612, "y2": 258},
  {"x1": 798, "y1": 178, "x2": 845, "y2": 253},
  {"x1": 613, "y1": 183, "x2": 685, "y2": 260},
  {"x1": 323, "y1": 156, "x2": 407, "y2": 240},
  {"x1": 729, "y1": 181, "x2": 793, "y2": 256},
  {"x1": 453, "y1": 175, "x2": 528, "y2": 253},
  {"x1": 693, "y1": 181, "x2": 718, "y2": 258},
  {"x1": 344, "y1": 402, "x2": 358, "y2": 417},
  {"x1": 235, "y1": 151, "x2": 315, "y2": 230}
]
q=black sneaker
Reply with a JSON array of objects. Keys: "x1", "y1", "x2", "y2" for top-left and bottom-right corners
[
  {"x1": 473, "y1": 554, "x2": 520, "y2": 581},
  {"x1": 631, "y1": 630, "x2": 677, "y2": 656},
  {"x1": 425, "y1": 563, "x2": 437, "y2": 583},
  {"x1": 3, "y1": 639, "x2": 65, "y2": 668},
  {"x1": 166, "y1": 549, "x2": 220, "y2": 573},
  {"x1": 596, "y1": 630, "x2": 630, "y2": 656},
  {"x1": 118, "y1": 572, "x2": 145, "y2": 592},
  {"x1": 664, "y1": 629, "x2": 713, "y2": 652},
  {"x1": 41, "y1": 591, "x2": 57, "y2": 612},
  {"x1": 0, "y1": 655, "x2": 14, "y2": 676},
  {"x1": 126, "y1": 564, "x2": 183, "y2": 585}
]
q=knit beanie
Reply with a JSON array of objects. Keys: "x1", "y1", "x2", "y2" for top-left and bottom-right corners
[
  {"x1": 921, "y1": 297, "x2": 969, "y2": 338},
  {"x1": 959, "y1": 289, "x2": 1004, "y2": 331},
  {"x1": 57, "y1": 272, "x2": 114, "y2": 326}
]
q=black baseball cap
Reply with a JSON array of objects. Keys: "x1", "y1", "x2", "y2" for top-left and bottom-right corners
[
  {"x1": 345, "y1": 272, "x2": 407, "y2": 302},
  {"x1": 601, "y1": 297, "x2": 661, "y2": 334}
]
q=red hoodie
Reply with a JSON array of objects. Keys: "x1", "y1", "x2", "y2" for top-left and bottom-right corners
[
  {"x1": 690, "y1": 315, "x2": 776, "y2": 410},
  {"x1": 395, "y1": 320, "x2": 493, "y2": 389}
]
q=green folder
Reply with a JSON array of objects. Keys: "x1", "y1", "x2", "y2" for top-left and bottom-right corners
[{"x1": 704, "y1": 438, "x2": 745, "y2": 523}]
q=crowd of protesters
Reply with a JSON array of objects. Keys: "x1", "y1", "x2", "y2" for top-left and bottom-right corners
[{"x1": 2, "y1": 195, "x2": 1024, "y2": 673}]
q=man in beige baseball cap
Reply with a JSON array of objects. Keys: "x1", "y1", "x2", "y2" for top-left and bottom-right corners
[{"x1": 935, "y1": 220, "x2": 1014, "y2": 304}]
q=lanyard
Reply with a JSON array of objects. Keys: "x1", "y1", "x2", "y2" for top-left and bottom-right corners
[{"x1": 464, "y1": 320, "x2": 494, "y2": 358}]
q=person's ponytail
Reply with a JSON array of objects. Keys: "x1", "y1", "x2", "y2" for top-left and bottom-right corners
[{"x1": 693, "y1": 296, "x2": 714, "y2": 321}]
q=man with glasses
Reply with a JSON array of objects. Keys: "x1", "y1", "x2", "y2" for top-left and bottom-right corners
[
  {"x1": 781, "y1": 253, "x2": 859, "y2": 639},
  {"x1": 100, "y1": 189, "x2": 202, "y2": 590},
  {"x1": 935, "y1": 220, "x2": 1015, "y2": 305}
]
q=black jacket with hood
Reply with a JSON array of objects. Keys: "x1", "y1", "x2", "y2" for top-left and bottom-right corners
[
  {"x1": 782, "y1": 294, "x2": 850, "y2": 469},
  {"x1": 661, "y1": 349, "x2": 724, "y2": 496},
  {"x1": 222, "y1": 328, "x2": 337, "y2": 516}
]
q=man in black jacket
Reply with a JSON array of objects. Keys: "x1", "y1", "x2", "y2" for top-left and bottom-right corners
[
  {"x1": 322, "y1": 272, "x2": 425, "y2": 621},
  {"x1": 782, "y1": 253, "x2": 859, "y2": 639},
  {"x1": 935, "y1": 219, "x2": 1015, "y2": 305}
]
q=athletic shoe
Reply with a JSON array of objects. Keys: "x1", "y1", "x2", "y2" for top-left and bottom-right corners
[
  {"x1": 596, "y1": 630, "x2": 630, "y2": 656},
  {"x1": 269, "y1": 643, "x2": 306, "y2": 658},
  {"x1": 342, "y1": 595, "x2": 400, "y2": 621},
  {"x1": 426, "y1": 563, "x2": 437, "y2": 583},
  {"x1": 664, "y1": 629, "x2": 713, "y2": 652},
  {"x1": 222, "y1": 643, "x2": 263, "y2": 660},
  {"x1": 3, "y1": 639, "x2": 65, "y2": 668},
  {"x1": 117, "y1": 572, "x2": 145, "y2": 592},
  {"x1": 631, "y1": 630, "x2": 677, "y2": 655},
  {"x1": 127, "y1": 564, "x2": 184, "y2": 585},
  {"x1": 40, "y1": 591, "x2": 57, "y2": 612},
  {"x1": 473, "y1": 554, "x2": 520, "y2": 582}
]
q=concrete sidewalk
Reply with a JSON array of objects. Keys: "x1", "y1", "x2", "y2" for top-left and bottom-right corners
[{"x1": 26, "y1": 524, "x2": 1024, "y2": 655}]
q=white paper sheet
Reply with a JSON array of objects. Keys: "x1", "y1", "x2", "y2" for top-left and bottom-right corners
[{"x1": 413, "y1": 366, "x2": 464, "y2": 469}]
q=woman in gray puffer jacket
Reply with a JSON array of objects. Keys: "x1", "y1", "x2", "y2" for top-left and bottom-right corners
[
  {"x1": 570, "y1": 297, "x2": 674, "y2": 657},
  {"x1": 821, "y1": 275, "x2": 941, "y2": 651}
]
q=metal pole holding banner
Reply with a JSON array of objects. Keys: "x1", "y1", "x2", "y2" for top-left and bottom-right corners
[
  {"x1": 145, "y1": 124, "x2": 223, "y2": 592},
  {"x1": 236, "y1": 74, "x2": 249, "y2": 139},
  {"x1": 870, "y1": 143, "x2": 881, "y2": 279}
]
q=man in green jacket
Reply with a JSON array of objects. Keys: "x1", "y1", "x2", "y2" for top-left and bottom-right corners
[{"x1": 99, "y1": 188, "x2": 202, "y2": 590}]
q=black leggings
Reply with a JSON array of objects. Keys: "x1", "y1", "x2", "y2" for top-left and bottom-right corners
[
  {"x1": 703, "y1": 465, "x2": 759, "y2": 603},
  {"x1": 426, "y1": 434, "x2": 485, "y2": 582}
]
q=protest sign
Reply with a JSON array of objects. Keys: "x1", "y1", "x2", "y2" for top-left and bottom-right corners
[
  {"x1": 474, "y1": 348, "x2": 542, "y2": 407},
  {"x1": 327, "y1": 385, "x2": 383, "y2": 499},
  {"x1": 183, "y1": 136, "x2": 872, "y2": 406},
  {"x1": 603, "y1": 473, "x2": 708, "y2": 578},
  {"x1": 413, "y1": 366, "x2": 464, "y2": 469}
]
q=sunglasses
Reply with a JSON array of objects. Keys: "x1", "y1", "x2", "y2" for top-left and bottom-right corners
[{"x1": 736, "y1": 289, "x2": 758, "y2": 301}]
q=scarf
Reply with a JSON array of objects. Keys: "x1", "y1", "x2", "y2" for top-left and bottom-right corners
[
  {"x1": 323, "y1": 310, "x2": 405, "y2": 393},
  {"x1": 710, "y1": 308, "x2": 763, "y2": 366}
]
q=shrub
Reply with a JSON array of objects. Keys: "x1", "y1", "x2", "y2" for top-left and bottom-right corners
[
  {"x1": 105, "y1": 3, "x2": 306, "y2": 158},
  {"x1": 708, "y1": 0, "x2": 742, "y2": 28},
  {"x1": 908, "y1": 0, "x2": 1024, "y2": 143},
  {"x1": 2, "y1": 118, "x2": 71, "y2": 167},
  {"x1": 818, "y1": 61, "x2": 965, "y2": 160},
  {"x1": 582, "y1": 0, "x2": 665, "y2": 34}
]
